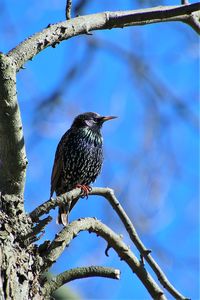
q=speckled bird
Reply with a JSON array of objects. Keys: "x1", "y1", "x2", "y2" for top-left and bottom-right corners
[{"x1": 50, "y1": 112, "x2": 117, "y2": 226}]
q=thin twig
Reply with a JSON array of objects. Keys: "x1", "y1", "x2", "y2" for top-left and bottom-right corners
[
  {"x1": 181, "y1": 0, "x2": 189, "y2": 4},
  {"x1": 90, "y1": 188, "x2": 188, "y2": 300},
  {"x1": 65, "y1": 0, "x2": 72, "y2": 20},
  {"x1": 43, "y1": 266, "x2": 120, "y2": 295},
  {"x1": 43, "y1": 217, "x2": 166, "y2": 300},
  {"x1": 90, "y1": 38, "x2": 199, "y2": 130}
]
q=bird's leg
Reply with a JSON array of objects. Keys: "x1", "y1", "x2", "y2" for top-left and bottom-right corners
[{"x1": 76, "y1": 184, "x2": 92, "y2": 198}]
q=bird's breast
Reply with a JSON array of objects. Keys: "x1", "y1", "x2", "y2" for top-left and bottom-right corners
[{"x1": 62, "y1": 128, "x2": 103, "y2": 184}]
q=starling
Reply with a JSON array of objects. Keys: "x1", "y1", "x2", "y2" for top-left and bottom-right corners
[{"x1": 50, "y1": 112, "x2": 117, "y2": 226}]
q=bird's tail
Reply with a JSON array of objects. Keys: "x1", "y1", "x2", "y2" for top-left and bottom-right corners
[{"x1": 57, "y1": 205, "x2": 68, "y2": 226}]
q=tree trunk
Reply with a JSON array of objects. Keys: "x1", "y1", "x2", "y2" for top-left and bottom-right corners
[
  {"x1": 0, "y1": 54, "x2": 43, "y2": 300},
  {"x1": 0, "y1": 195, "x2": 45, "y2": 299}
]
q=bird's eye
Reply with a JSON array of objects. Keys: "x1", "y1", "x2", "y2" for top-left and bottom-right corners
[{"x1": 85, "y1": 119, "x2": 96, "y2": 127}]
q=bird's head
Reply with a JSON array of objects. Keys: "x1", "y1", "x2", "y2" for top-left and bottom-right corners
[{"x1": 72, "y1": 112, "x2": 117, "y2": 132}]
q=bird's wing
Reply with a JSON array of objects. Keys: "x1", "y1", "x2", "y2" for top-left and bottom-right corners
[{"x1": 50, "y1": 135, "x2": 66, "y2": 198}]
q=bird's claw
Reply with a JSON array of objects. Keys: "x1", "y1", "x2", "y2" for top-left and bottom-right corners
[{"x1": 76, "y1": 184, "x2": 92, "y2": 198}]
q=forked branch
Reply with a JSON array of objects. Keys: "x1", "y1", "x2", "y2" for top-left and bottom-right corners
[
  {"x1": 30, "y1": 187, "x2": 188, "y2": 299},
  {"x1": 43, "y1": 217, "x2": 166, "y2": 300}
]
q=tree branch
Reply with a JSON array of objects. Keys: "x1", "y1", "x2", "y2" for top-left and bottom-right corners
[
  {"x1": 22, "y1": 216, "x2": 52, "y2": 245},
  {"x1": 7, "y1": 3, "x2": 200, "y2": 71},
  {"x1": 65, "y1": 0, "x2": 72, "y2": 20},
  {"x1": 90, "y1": 188, "x2": 188, "y2": 300},
  {"x1": 43, "y1": 217, "x2": 166, "y2": 300},
  {"x1": 43, "y1": 266, "x2": 120, "y2": 296},
  {"x1": 29, "y1": 188, "x2": 82, "y2": 221},
  {"x1": 29, "y1": 187, "x2": 188, "y2": 299},
  {"x1": 0, "y1": 53, "x2": 27, "y2": 197}
]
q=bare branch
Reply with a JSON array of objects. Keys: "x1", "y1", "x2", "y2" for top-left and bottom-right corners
[
  {"x1": 7, "y1": 3, "x2": 200, "y2": 71},
  {"x1": 43, "y1": 266, "x2": 120, "y2": 296},
  {"x1": 0, "y1": 53, "x2": 27, "y2": 197},
  {"x1": 30, "y1": 187, "x2": 188, "y2": 299},
  {"x1": 22, "y1": 216, "x2": 52, "y2": 245},
  {"x1": 65, "y1": 0, "x2": 72, "y2": 20},
  {"x1": 43, "y1": 217, "x2": 166, "y2": 300},
  {"x1": 90, "y1": 188, "x2": 188, "y2": 300},
  {"x1": 29, "y1": 188, "x2": 82, "y2": 221}
]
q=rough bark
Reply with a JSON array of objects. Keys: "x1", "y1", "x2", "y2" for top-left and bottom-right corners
[{"x1": 0, "y1": 194, "x2": 40, "y2": 299}]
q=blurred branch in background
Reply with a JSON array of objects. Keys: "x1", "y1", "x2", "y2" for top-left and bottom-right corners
[
  {"x1": 88, "y1": 38, "x2": 199, "y2": 130},
  {"x1": 34, "y1": 43, "x2": 96, "y2": 123}
]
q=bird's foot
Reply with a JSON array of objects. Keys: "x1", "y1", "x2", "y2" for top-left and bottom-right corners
[{"x1": 76, "y1": 184, "x2": 92, "y2": 198}]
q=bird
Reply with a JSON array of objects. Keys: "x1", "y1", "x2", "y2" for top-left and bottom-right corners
[{"x1": 50, "y1": 112, "x2": 117, "y2": 226}]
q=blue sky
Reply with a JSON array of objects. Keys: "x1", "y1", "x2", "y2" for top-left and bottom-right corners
[{"x1": 0, "y1": 0, "x2": 199, "y2": 299}]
